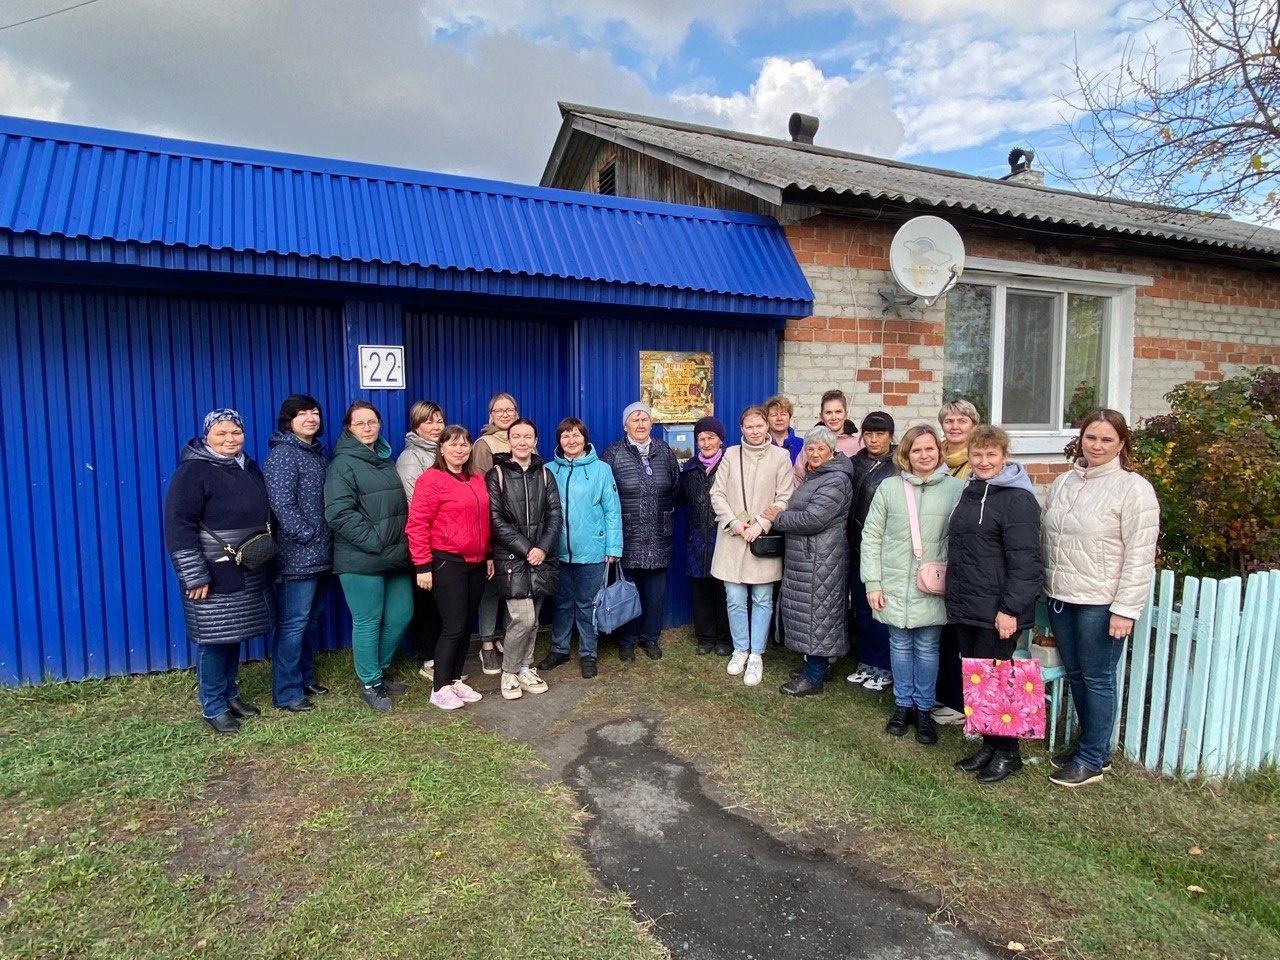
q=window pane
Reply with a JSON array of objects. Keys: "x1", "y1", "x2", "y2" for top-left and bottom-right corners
[
  {"x1": 1002, "y1": 291, "x2": 1057, "y2": 427},
  {"x1": 944, "y1": 284, "x2": 992, "y2": 424},
  {"x1": 1064, "y1": 294, "x2": 1106, "y2": 428}
]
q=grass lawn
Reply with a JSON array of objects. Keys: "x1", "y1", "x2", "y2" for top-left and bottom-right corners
[{"x1": 2, "y1": 630, "x2": 1278, "y2": 960}]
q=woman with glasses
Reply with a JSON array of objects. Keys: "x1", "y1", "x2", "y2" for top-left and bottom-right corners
[
  {"x1": 471, "y1": 393, "x2": 521, "y2": 675},
  {"x1": 397, "y1": 400, "x2": 446, "y2": 682},
  {"x1": 324, "y1": 401, "x2": 413, "y2": 713}
]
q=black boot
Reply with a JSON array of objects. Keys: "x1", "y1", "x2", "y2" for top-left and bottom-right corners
[
  {"x1": 885, "y1": 705, "x2": 916, "y2": 737},
  {"x1": 955, "y1": 744, "x2": 997, "y2": 773},
  {"x1": 976, "y1": 750, "x2": 1023, "y2": 784},
  {"x1": 914, "y1": 711, "x2": 938, "y2": 745}
]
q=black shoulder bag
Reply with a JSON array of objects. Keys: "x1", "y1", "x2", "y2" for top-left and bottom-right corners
[
  {"x1": 200, "y1": 517, "x2": 277, "y2": 571},
  {"x1": 741, "y1": 448, "x2": 784, "y2": 558}
]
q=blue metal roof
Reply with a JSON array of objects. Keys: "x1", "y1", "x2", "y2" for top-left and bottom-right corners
[{"x1": 0, "y1": 115, "x2": 812, "y2": 308}]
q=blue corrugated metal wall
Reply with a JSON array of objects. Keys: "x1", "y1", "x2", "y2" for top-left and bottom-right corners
[{"x1": 0, "y1": 286, "x2": 349, "y2": 684}]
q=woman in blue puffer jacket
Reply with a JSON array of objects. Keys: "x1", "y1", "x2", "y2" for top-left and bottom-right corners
[
  {"x1": 538, "y1": 418, "x2": 623, "y2": 679},
  {"x1": 262, "y1": 394, "x2": 333, "y2": 713}
]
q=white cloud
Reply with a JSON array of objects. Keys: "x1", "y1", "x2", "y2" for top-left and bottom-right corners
[
  {"x1": 673, "y1": 56, "x2": 903, "y2": 156},
  {"x1": 0, "y1": 59, "x2": 68, "y2": 121}
]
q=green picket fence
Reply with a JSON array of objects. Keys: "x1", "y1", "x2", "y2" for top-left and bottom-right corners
[{"x1": 1112, "y1": 569, "x2": 1280, "y2": 781}]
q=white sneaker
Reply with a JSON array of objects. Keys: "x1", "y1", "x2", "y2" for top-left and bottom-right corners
[
  {"x1": 845, "y1": 665, "x2": 874, "y2": 686},
  {"x1": 727, "y1": 651, "x2": 748, "y2": 675},
  {"x1": 931, "y1": 705, "x2": 967, "y2": 726},
  {"x1": 744, "y1": 654, "x2": 763, "y2": 687},
  {"x1": 516, "y1": 668, "x2": 548, "y2": 694},
  {"x1": 500, "y1": 671, "x2": 523, "y2": 700},
  {"x1": 862, "y1": 671, "x2": 892, "y2": 692},
  {"x1": 418, "y1": 660, "x2": 434, "y2": 682}
]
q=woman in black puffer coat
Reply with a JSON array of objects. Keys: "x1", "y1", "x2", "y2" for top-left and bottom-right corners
[
  {"x1": 600, "y1": 401, "x2": 679, "y2": 661},
  {"x1": 487, "y1": 419, "x2": 563, "y2": 700},
  {"x1": 946, "y1": 425, "x2": 1043, "y2": 784},
  {"x1": 164, "y1": 408, "x2": 275, "y2": 735},
  {"x1": 675, "y1": 416, "x2": 731, "y2": 656}
]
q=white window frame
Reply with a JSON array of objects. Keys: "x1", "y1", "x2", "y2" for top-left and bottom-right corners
[{"x1": 955, "y1": 257, "x2": 1151, "y2": 456}]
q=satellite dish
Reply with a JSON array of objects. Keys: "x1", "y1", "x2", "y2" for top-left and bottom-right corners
[{"x1": 887, "y1": 216, "x2": 966, "y2": 301}]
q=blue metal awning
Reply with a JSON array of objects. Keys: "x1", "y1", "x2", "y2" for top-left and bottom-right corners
[{"x1": 0, "y1": 115, "x2": 812, "y2": 315}]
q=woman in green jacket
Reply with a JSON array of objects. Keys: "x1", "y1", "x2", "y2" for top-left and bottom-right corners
[
  {"x1": 861, "y1": 424, "x2": 964, "y2": 745},
  {"x1": 324, "y1": 401, "x2": 413, "y2": 712}
]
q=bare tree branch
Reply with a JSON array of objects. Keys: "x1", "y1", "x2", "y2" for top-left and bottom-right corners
[{"x1": 1054, "y1": 0, "x2": 1280, "y2": 223}]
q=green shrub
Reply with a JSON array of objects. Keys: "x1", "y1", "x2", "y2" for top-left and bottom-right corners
[{"x1": 1131, "y1": 368, "x2": 1280, "y2": 577}]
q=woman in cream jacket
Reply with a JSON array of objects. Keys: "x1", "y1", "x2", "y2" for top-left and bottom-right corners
[
  {"x1": 1042, "y1": 409, "x2": 1159, "y2": 788},
  {"x1": 710, "y1": 406, "x2": 795, "y2": 687}
]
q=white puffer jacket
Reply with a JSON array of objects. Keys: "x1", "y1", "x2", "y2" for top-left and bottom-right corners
[{"x1": 1041, "y1": 456, "x2": 1160, "y2": 620}]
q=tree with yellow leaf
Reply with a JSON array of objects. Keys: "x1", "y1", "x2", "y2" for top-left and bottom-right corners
[{"x1": 1060, "y1": 0, "x2": 1279, "y2": 222}]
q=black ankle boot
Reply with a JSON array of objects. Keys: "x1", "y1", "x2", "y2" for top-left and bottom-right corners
[
  {"x1": 885, "y1": 705, "x2": 915, "y2": 736},
  {"x1": 955, "y1": 744, "x2": 997, "y2": 773},
  {"x1": 976, "y1": 750, "x2": 1023, "y2": 784},
  {"x1": 914, "y1": 711, "x2": 938, "y2": 745}
]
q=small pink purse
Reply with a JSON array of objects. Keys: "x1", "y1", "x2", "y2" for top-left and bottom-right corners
[{"x1": 902, "y1": 478, "x2": 947, "y2": 596}]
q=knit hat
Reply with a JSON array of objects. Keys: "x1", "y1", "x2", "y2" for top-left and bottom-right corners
[
  {"x1": 622, "y1": 401, "x2": 652, "y2": 426},
  {"x1": 860, "y1": 411, "x2": 895, "y2": 435},
  {"x1": 203, "y1": 408, "x2": 245, "y2": 435},
  {"x1": 694, "y1": 416, "x2": 725, "y2": 442}
]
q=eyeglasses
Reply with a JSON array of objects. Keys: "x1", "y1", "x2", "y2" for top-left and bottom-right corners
[
  {"x1": 491, "y1": 407, "x2": 517, "y2": 415},
  {"x1": 350, "y1": 420, "x2": 380, "y2": 429}
]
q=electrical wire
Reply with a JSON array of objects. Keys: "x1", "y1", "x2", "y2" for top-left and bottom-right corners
[{"x1": 0, "y1": 0, "x2": 103, "y2": 33}]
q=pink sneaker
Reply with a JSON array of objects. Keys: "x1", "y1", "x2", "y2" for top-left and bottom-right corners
[
  {"x1": 451, "y1": 680, "x2": 483, "y2": 703},
  {"x1": 430, "y1": 686, "x2": 465, "y2": 711}
]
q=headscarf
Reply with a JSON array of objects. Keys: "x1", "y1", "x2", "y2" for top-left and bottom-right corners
[{"x1": 203, "y1": 408, "x2": 245, "y2": 435}]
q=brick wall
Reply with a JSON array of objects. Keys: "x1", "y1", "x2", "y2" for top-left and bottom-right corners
[{"x1": 781, "y1": 215, "x2": 1280, "y2": 441}]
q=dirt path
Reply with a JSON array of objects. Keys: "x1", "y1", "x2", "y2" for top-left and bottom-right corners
[{"x1": 464, "y1": 671, "x2": 1001, "y2": 960}]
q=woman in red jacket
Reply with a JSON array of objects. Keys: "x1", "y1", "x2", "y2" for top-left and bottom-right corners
[{"x1": 406, "y1": 425, "x2": 494, "y2": 711}]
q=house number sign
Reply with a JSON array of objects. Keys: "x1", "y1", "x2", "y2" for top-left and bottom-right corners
[{"x1": 358, "y1": 345, "x2": 405, "y2": 390}]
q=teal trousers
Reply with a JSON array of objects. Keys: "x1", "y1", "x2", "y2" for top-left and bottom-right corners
[{"x1": 339, "y1": 572, "x2": 414, "y2": 686}]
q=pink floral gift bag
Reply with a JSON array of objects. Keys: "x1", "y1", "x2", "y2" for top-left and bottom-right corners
[{"x1": 961, "y1": 657, "x2": 1046, "y2": 740}]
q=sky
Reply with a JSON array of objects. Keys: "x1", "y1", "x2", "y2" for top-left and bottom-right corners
[{"x1": 0, "y1": 0, "x2": 1172, "y2": 187}]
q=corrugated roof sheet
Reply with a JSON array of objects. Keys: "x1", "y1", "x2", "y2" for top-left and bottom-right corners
[
  {"x1": 554, "y1": 103, "x2": 1280, "y2": 257},
  {"x1": 0, "y1": 114, "x2": 813, "y2": 305}
]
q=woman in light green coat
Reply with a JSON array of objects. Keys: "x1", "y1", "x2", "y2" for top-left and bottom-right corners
[{"x1": 861, "y1": 424, "x2": 963, "y2": 745}]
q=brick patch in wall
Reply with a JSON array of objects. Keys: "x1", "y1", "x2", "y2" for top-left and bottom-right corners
[{"x1": 1025, "y1": 461, "x2": 1072, "y2": 486}]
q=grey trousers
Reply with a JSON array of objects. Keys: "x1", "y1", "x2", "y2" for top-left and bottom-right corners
[{"x1": 502, "y1": 597, "x2": 544, "y2": 674}]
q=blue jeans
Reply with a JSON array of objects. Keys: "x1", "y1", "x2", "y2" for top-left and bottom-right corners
[
  {"x1": 887, "y1": 625, "x2": 942, "y2": 710},
  {"x1": 804, "y1": 654, "x2": 829, "y2": 684},
  {"x1": 614, "y1": 567, "x2": 667, "y2": 647},
  {"x1": 272, "y1": 574, "x2": 331, "y2": 707},
  {"x1": 1048, "y1": 599, "x2": 1122, "y2": 771},
  {"x1": 197, "y1": 642, "x2": 242, "y2": 718},
  {"x1": 551, "y1": 561, "x2": 606, "y2": 658},
  {"x1": 724, "y1": 581, "x2": 773, "y2": 654}
]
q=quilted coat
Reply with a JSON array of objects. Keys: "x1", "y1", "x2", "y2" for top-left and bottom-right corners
[
  {"x1": 675, "y1": 455, "x2": 723, "y2": 578},
  {"x1": 546, "y1": 444, "x2": 623, "y2": 564},
  {"x1": 262, "y1": 430, "x2": 332, "y2": 578},
  {"x1": 861, "y1": 467, "x2": 964, "y2": 629},
  {"x1": 323, "y1": 433, "x2": 411, "y2": 575},
  {"x1": 772, "y1": 454, "x2": 856, "y2": 657},
  {"x1": 846, "y1": 445, "x2": 898, "y2": 566},
  {"x1": 945, "y1": 463, "x2": 1043, "y2": 632},
  {"x1": 709, "y1": 441, "x2": 795, "y2": 585},
  {"x1": 600, "y1": 436, "x2": 680, "y2": 569},
  {"x1": 395, "y1": 432, "x2": 437, "y2": 504},
  {"x1": 487, "y1": 453, "x2": 563, "y2": 599},
  {"x1": 163, "y1": 440, "x2": 276, "y2": 645},
  {"x1": 1042, "y1": 456, "x2": 1160, "y2": 620}
]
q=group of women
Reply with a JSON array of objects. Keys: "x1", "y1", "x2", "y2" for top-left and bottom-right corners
[{"x1": 164, "y1": 388, "x2": 1159, "y2": 789}]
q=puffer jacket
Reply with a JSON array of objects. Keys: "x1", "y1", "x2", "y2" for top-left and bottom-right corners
[
  {"x1": 601, "y1": 436, "x2": 680, "y2": 569},
  {"x1": 846, "y1": 445, "x2": 898, "y2": 561},
  {"x1": 396, "y1": 432, "x2": 437, "y2": 504},
  {"x1": 407, "y1": 467, "x2": 491, "y2": 568},
  {"x1": 709, "y1": 441, "x2": 795, "y2": 585},
  {"x1": 675, "y1": 455, "x2": 723, "y2": 578},
  {"x1": 262, "y1": 430, "x2": 332, "y2": 578},
  {"x1": 773, "y1": 455, "x2": 856, "y2": 658},
  {"x1": 946, "y1": 463, "x2": 1043, "y2": 631},
  {"x1": 546, "y1": 445, "x2": 623, "y2": 564},
  {"x1": 487, "y1": 454, "x2": 563, "y2": 599},
  {"x1": 470, "y1": 424, "x2": 511, "y2": 475},
  {"x1": 163, "y1": 440, "x2": 276, "y2": 644},
  {"x1": 1042, "y1": 456, "x2": 1160, "y2": 620},
  {"x1": 323, "y1": 433, "x2": 410, "y2": 575},
  {"x1": 861, "y1": 466, "x2": 964, "y2": 629}
]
